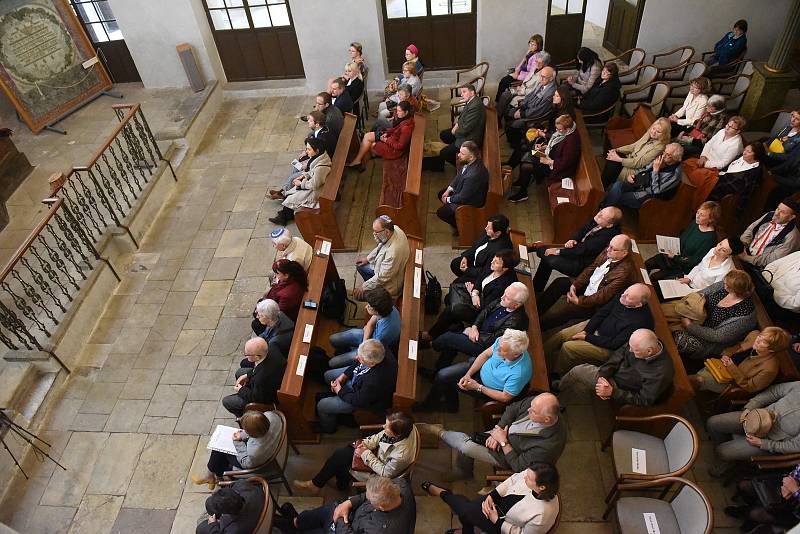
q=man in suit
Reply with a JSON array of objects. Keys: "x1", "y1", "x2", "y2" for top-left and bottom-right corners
[
  {"x1": 317, "y1": 339, "x2": 398, "y2": 433},
  {"x1": 600, "y1": 144, "x2": 684, "y2": 209},
  {"x1": 529, "y1": 206, "x2": 623, "y2": 292},
  {"x1": 537, "y1": 234, "x2": 637, "y2": 331},
  {"x1": 354, "y1": 216, "x2": 410, "y2": 301},
  {"x1": 738, "y1": 198, "x2": 800, "y2": 268},
  {"x1": 418, "y1": 392, "x2": 566, "y2": 482},
  {"x1": 504, "y1": 66, "x2": 556, "y2": 162},
  {"x1": 308, "y1": 110, "x2": 336, "y2": 158},
  {"x1": 222, "y1": 333, "x2": 288, "y2": 417},
  {"x1": 330, "y1": 77, "x2": 354, "y2": 114},
  {"x1": 436, "y1": 140, "x2": 489, "y2": 231},
  {"x1": 196, "y1": 479, "x2": 264, "y2": 534},
  {"x1": 554, "y1": 329, "x2": 674, "y2": 408},
  {"x1": 449, "y1": 214, "x2": 513, "y2": 281},
  {"x1": 544, "y1": 283, "x2": 654, "y2": 375},
  {"x1": 315, "y1": 91, "x2": 343, "y2": 137},
  {"x1": 439, "y1": 83, "x2": 486, "y2": 166}
]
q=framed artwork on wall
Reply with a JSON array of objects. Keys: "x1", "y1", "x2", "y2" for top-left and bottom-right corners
[{"x1": 0, "y1": 0, "x2": 112, "y2": 133}]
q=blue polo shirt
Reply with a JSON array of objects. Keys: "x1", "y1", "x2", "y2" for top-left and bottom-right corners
[
  {"x1": 479, "y1": 338, "x2": 533, "y2": 396},
  {"x1": 374, "y1": 307, "x2": 401, "y2": 347}
]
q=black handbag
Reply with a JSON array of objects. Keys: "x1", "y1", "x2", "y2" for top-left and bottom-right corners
[
  {"x1": 631, "y1": 168, "x2": 651, "y2": 189},
  {"x1": 424, "y1": 270, "x2": 442, "y2": 314},
  {"x1": 447, "y1": 282, "x2": 475, "y2": 317},
  {"x1": 752, "y1": 268, "x2": 775, "y2": 303}
]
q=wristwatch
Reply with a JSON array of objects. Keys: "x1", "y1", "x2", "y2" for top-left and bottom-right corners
[
  {"x1": 499, "y1": 441, "x2": 507, "y2": 448},
  {"x1": 477, "y1": 385, "x2": 483, "y2": 393}
]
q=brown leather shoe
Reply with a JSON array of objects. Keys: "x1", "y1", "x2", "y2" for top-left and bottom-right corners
[
  {"x1": 269, "y1": 190, "x2": 285, "y2": 200},
  {"x1": 292, "y1": 479, "x2": 321, "y2": 495}
]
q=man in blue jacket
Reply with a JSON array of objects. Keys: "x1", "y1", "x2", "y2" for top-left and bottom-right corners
[
  {"x1": 600, "y1": 144, "x2": 684, "y2": 209},
  {"x1": 436, "y1": 141, "x2": 489, "y2": 231}
]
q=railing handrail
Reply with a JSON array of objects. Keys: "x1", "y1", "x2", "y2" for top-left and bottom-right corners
[
  {"x1": 0, "y1": 198, "x2": 63, "y2": 284},
  {"x1": 82, "y1": 103, "x2": 140, "y2": 169}
]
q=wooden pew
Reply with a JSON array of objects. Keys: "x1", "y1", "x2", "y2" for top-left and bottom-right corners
[
  {"x1": 620, "y1": 244, "x2": 694, "y2": 419},
  {"x1": 375, "y1": 112, "x2": 427, "y2": 238},
  {"x1": 393, "y1": 236, "x2": 425, "y2": 413},
  {"x1": 474, "y1": 230, "x2": 549, "y2": 428},
  {"x1": 277, "y1": 236, "x2": 341, "y2": 443},
  {"x1": 604, "y1": 104, "x2": 656, "y2": 152},
  {"x1": 637, "y1": 177, "x2": 697, "y2": 240},
  {"x1": 546, "y1": 111, "x2": 605, "y2": 242},
  {"x1": 454, "y1": 106, "x2": 503, "y2": 247},
  {"x1": 295, "y1": 113, "x2": 359, "y2": 251}
]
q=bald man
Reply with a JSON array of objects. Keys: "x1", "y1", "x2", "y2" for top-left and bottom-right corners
[
  {"x1": 544, "y1": 283, "x2": 654, "y2": 375},
  {"x1": 530, "y1": 206, "x2": 623, "y2": 292},
  {"x1": 223, "y1": 337, "x2": 286, "y2": 417},
  {"x1": 554, "y1": 329, "x2": 674, "y2": 408},
  {"x1": 504, "y1": 66, "x2": 557, "y2": 166},
  {"x1": 418, "y1": 392, "x2": 566, "y2": 481},
  {"x1": 537, "y1": 234, "x2": 637, "y2": 332}
]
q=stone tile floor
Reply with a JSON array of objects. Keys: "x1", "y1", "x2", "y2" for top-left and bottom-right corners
[{"x1": 0, "y1": 85, "x2": 744, "y2": 532}]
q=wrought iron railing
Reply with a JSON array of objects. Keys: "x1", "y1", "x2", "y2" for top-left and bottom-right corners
[{"x1": 0, "y1": 103, "x2": 174, "y2": 372}]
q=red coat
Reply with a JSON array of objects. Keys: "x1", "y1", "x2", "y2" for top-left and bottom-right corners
[
  {"x1": 265, "y1": 279, "x2": 304, "y2": 321},
  {"x1": 546, "y1": 130, "x2": 581, "y2": 185},
  {"x1": 373, "y1": 117, "x2": 415, "y2": 160}
]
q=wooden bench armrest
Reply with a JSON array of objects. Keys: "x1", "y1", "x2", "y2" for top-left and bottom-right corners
[
  {"x1": 245, "y1": 402, "x2": 276, "y2": 413},
  {"x1": 224, "y1": 467, "x2": 260, "y2": 477},
  {"x1": 581, "y1": 102, "x2": 618, "y2": 119},
  {"x1": 751, "y1": 453, "x2": 800, "y2": 462},
  {"x1": 359, "y1": 424, "x2": 384, "y2": 431}
]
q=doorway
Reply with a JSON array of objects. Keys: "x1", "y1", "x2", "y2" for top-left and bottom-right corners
[
  {"x1": 201, "y1": 0, "x2": 304, "y2": 82},
  {"x1": 382, "y1": 0, "x2": 477, "y2": 71},
  {"x1": 603, "y1": 0, "x2": 646, "y2": 56},
  {"x1": 545, "y1": 0, "x2": 587, "y2": 65},
  {"x1": 68, "y1": 0, "x2": 141, "y2": 83}
]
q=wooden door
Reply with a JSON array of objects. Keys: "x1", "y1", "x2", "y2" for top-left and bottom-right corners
[
  {"x1": 545, "y1": 0, "x2": 587, "y2": 65},
  {"x1": 202, "y1": 0, "x2": 304, "y2": 81},
  {"x1": 603, "y1": 0, "x2": 646, "y2": 56},
  {"x1": 68, "y1": 0, "x2": 141, "y2": 83},
  {"x1": 382, "y1": 0, "x2": 477, "y2": 71}
]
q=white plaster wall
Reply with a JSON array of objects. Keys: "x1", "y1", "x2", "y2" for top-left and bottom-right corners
[
  {"x1": 476, "y1": 0, "x2": 548, "y2": 88},
  {"x1": 586, "y1": 0, "x2": 610, "y2": 28},
  {"x1": 636, "y1": 0, "x2": 791, "y2": 61},
  {"x1": 288, "y1": 0, "x2": 387, "y2": 92},
  {"x1": 108, "y1": 0, "x2": 223, "y2": 88}
]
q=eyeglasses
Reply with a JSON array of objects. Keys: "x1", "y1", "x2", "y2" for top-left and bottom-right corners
[{"x1": 726, "y1": 123, "x2": 740, "y2": 130}]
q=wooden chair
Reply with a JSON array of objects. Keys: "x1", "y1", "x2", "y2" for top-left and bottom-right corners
[
  {"x1": 605, "y1": 105, "x2": 657, "y2": 152},
  {"x1": 606, "y1": 477, "x2": 714, "y2": 533},
  {"x1": 295, "y1": 114, "x2": 359, "y2": 251},
  {"x1": 702, "y1": 46, "x2": 748, "y2": 79},
  {"x1": 619, "y1": 63, "x2": 659, "y2": 91},
  {"x1": 449, "y1": 62, "x2": 490, "y2": 122},
  {"x1": 455, "y1": 106, "x2": 502, "y2": 247},
  {"x1": 714, "y1": 74, "x2": 751, "y2": 114},
  {"x1": 351, "y1": 424, "x2": 422, "y2": 490},
  {"x1": 393, "y1": 236, "x2": 424, "y2": 413},
  {"x1": 663, "y1": 62, "x2": 709, "y2": 113},
  {"x1": 546, "y1": 111, "x2": 604, "y2": 242},
  {"x1": 606, "y1": 48, "x2": 646, "y2": 83},
  {"x1": 376, "y1": 112, "x2": 426, "y2": 238},
  {"x1": 601, "y1": 414, "x2": 699, "y2": 508},
  {"x1": 652, "y1": 46, "x2": 695, "y2": 81},
  {"x1": 223, "y1": 410, "x2": 292, "y2": 497},
  {"x1": 215, "y1": 477, "x2": 274, "y2": 533},
  {"x1": 637, "y1": 176, "x2": 696, "y2": 240},
  {"x1": 621, "y1": 81, "x2": 670, "y2": 117},
  {"x1": 751, "y1": 452, "x2": 800, "y2": 471}
]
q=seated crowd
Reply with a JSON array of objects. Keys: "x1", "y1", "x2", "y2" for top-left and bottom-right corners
[{"x1": 187, "y1": 28, "x2": 800, "y2": 534}]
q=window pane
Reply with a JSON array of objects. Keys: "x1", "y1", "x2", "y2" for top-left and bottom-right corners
[
  {"x1": 385, "y1": 0, "x2": 406, "y2": 18},
  {"x1": 209, "y1": 9, "x2": 231, "y2": 29},
  {"x1": 206, "y1": 0, "x2": 225, "y2": 7},
  {"x1": 268, "y1": 4, "x2": 290, "y2": 26},
  {"x1": 95, "y1": 0, "x2": 115, "y2": 20},
  {"x1": 228, "y1": 7, "x2": 249, "y2": 28},
  {"x1": 452, "y1": 0, "x2": 471, "y2": 13},
  {"x1": 567, "y1": 0, "x2": 584, "y2": 14},
  {"x1": 78, "y1": 2, "x2": 101, "y2": 23},
  {"x1": 267, "y1": 0, "x2": 286, "y2": 4},
  {"x1": 246, "y1": 0, "x2": 266, "y2": 5},
  {"x1": 88, "y1": 22, "x2": 108, "y2": 42},
  {"x1": 250, "y1": 5, "x2": 271, "y2": 27},
  {"x1": 225, "y1": 0, "x2": 243, "y2": 6},
  {"x1": 407, "y1": 0, "x2": 427, "y2": 16},
  {"x1": 103, "y1": 20, "x2": 123, "y2": 40},
  {"x1": 431, "y1": 0, "x2": 449, "y2": 15}
]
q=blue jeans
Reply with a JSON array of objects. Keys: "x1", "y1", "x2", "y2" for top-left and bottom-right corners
[
  {"x1": 328, "y1": 328, "x2": 363, "y2": 368},
  {"x1": 422, "y1": 357, "x2": 480, "y2": 408},
  {"x1": 601, "y1": 181, "x2": 646, "y2": 209},
  {"x1": 357, "y1": 264, "x2": 375, "y2": 281},
  {"x1": 295, "y1": 502, "x2": 337, "y2": 532},
  {"x1": 432, "y1": 331, "x2": 489, "y2": 369},
  {"x1": 317, "y1": 366, "x2": 355, "y2": 432}
]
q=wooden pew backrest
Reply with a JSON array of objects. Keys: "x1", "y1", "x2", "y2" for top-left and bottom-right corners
[
  {"x1": 393, "y1": 236, "x2": 425, "y2": 412},
  {"x1": 637, "y1": 177, "x2": 696, "y2": 240}
]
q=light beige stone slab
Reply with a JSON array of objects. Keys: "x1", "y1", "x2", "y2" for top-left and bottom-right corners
[
  {"x1": 123, "y1": 434, "x2": 199, "y2": 509},
  {"x1": 26, "y1": 505, "x2": 76, "y2": 534},
  {"x1": 160, "y1": 291, "x2": 197, "y2": 316},
  {"x1": 86, "y1": 433, "x2": 147, "y2": 495},
  {"x1": 41, "y1": 432, "x2": 109, "y2": 507},
  {"x1": 204, "y1": 257, "x2": 242, "y2": 280},
  {"x1": 103, "y1": 400, "x2": 150, "y2": 432},
  {"x1": 193, "y1": 280, "x2": 234, "y2": 307},
  {"x1": 183, "y1": 306, "x2": 223, "y2": 330},
  {"x1": 171, "y1": 270, "x2": 206, "y2": 292},
  {"x1": 68, "y1": 495, "x2": 123, "y2": 534},
  {"x1": 174, "y1": 401, "x2": 217, "y2": 435},
  {"x1": 214, "y1": 229, "x2": 253, "y2": 258},
  {"x1": 169, "y1": 491, "x2": 209, "y2": 534},
  {"x1": 173, "y1": 330, "x2": 214, "y2": 356},
  {"x1": 146, "y1": 384, "x2": 190, "y2": 417}
]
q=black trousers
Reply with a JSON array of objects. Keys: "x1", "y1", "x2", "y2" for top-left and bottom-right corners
[
  {"x1": 532, "y1": 247, "x2": 586, "y2": 293},
  {"x1": 442, "y1": 492, "x2": 501, "y2": 534},
  {"x1": 436, "y1": 187, "x2": 458, "y2": 229},
  {"x1": 496, "y1": 74, "x2": 516, "y2": 102},
  {"x1": 428, "y1": 295, "x2": 480, "y2": 339},
  {"x1": 450, "y1": 257, "x2": 482, "y2": 281},
  {"x1": 312, "y1": 443, "x2": 356, "y2": 490},
  {"x1": 440, "y1": 129, "x2": 459, "y2": 166},
  {"x1": 670, "y1": 122, "x2": 692, "y2": 138},
  {"x1": 601, "y1": 160, "x2": 623, "y2": 188},
  {"x1": 516, "y1": 161, "x2": 550, "y2": 194},
  {"x1": 208, "y1": 450, "x2": 242, "y2": 477}
]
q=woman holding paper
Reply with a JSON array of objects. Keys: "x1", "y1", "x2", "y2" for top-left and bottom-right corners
[
  {"x1": 508, "y1": 114, "x2": 580, "y2": 203},
  {"x1": 689, "y1": 326, "x2": 790, "y2": 393},
  {"x1": 645, "y1": 201, "x2": 720, "y2": 283},
  {"x1": 191, "y1": 410, "x2": 283, "y2": 489},
  {"x1": 676, "y1": 237, "x2": 743, "y2": 291}
]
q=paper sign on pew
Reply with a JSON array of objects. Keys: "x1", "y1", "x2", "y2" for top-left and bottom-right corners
[
  {"x1": 303, "y1": 324, "x2": 314, "y2": 343},
  {"x1": 640, "y1": 268, "x2": 652, "y2": 285},
  {"x1": 415, "y1": 249, "x2": 423, "y2": 265},
  {"x1": 643, "y1": 513, "x2": 661, "y2": 534},
  {"x1": 318, "y1": 240, "x2": 331, "y2": 256},
  {"x1": 408, "y1": 339, "x2": 418, "y2": 361},
  {"x1": 561, "y1": 177, "x2": 574, "y2": 190},
  {"x1": 631, "y1": 448, "x2": 647, "y2": 474},
  {"x1": 631, "y1": 239, "x2": 640, "y2": 254},
  {"x1": 413, "y1": 267, "x2": 421, "y2": 298},
  {"x1": 556, "y1": 197, "x2": 569, "y2": 204},
  {"x1": 296, "y1": 354, "x2": 307, "y2": 376}
]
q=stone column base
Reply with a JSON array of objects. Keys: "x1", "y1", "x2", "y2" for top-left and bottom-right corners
[{"x1": 740, "y1": 62, "x2": 799, "y2": 131}]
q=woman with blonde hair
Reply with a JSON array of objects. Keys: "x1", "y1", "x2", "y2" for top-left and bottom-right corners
[
  {"x1": 342, "y1": 61, "x2": 364, "y2": 104},
  {"x1": 602, "y1": 117, "x2": 671, "y2": 187},
  {"x1": 683, "y1": 115, "x2": 746, "y2": 209},
  {"x1": 690, "y1": 326, "x2": 791, "y2": 393}
]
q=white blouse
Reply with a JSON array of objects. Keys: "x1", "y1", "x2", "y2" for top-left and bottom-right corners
[
  {"x1": 720, "y1": 156, "x2": 759, "y2": 175},
  {"x1": 700, "y1": 129, "x2": 743, "y2": 170},
  {"x1": 686, "y1": 248, "x2": 734, "y2": 290},
  {"x1": 675, "y1": 93, "x2": 708, "y2": 126}
]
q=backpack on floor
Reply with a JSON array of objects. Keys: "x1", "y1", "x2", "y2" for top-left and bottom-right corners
[
  {"x1": 424, "y1": 270, "x2": 442, "y2": 315},
  {"x1": 320, "y1": 278, "x2": 355, "y2": 323}
]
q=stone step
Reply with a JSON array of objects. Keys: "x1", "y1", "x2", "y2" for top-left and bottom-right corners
[{"x1": 0, "y1": 360, "x2": 60, "y2": 423}]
